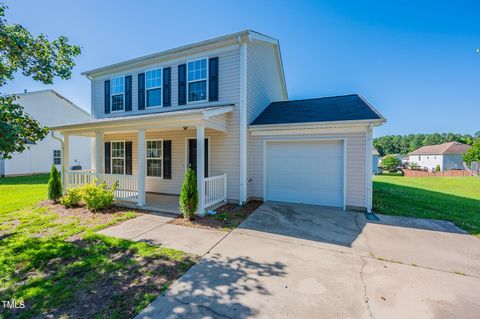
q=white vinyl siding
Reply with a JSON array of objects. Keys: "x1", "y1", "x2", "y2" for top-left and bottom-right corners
[
  {"x1": 103, "y1": 123, "x2": 240, "y2": 201},
  {"x1": 246, "y1": 41, "x2": 287, "y2": 124},
  {"x1": 2, "y1": 91, "x2": 92, "y2": 176},
  {"x1": 92, "y1": 46, "x2": 240, "y2": 119},
  {"x1": 249, "y1": 131, "x2": 367, "y2": 209}
]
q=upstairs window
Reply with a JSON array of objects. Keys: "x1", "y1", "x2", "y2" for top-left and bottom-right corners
[
  {"x1": 110, "y1": 76, "x2": 125, "y2": 111},
  {"x1": 187, "y1": 59, "x2": 207, "y2": 102},
  {"x1": 53, "y1": 150, "x2": 61, "y2": 165},
  {"x1": 111, "y1": 141, "x2": 125, "y2": 174},
  {"x1": 146, "y1": 69, "x2": 162, "y2": 107},
  {"x1": 146, "y1": 140, "x2": 162, "y2": 177}
]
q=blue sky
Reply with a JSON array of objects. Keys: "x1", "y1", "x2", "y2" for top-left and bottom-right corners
[{"x1": 2, "y1": 0, "x2": 479, "y2": 137}]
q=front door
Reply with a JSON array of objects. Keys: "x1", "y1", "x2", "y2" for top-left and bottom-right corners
[{"x1": 188, "y1": 139, "x2": 209, "y2": 177}]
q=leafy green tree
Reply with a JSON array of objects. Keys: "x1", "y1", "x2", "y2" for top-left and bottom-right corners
[
  {"x1": 179, "y1": 168, "x2": 198, "y2": 220},
  {"x1": 381, "y1": 154, "x2": 401, "y2": 172},
  {"x1": 48, "y1": 165, "x2": 62, "y2": 201},
  {"x1": 463, "y1": 140, "x2": 480, "y2": 167},
  {"x1": 0, "y1": 3, "x2": 81, "y2": 159}
]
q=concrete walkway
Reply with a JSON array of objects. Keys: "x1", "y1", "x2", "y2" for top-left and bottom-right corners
[
  {"x1": 98, "y1": 213, "x2": 227, "y2": 255},
  {"x1": 136, "y1": 202, "x2": 480, "y2": 319}
]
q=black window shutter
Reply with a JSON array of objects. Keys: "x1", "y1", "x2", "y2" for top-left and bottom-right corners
[
  {"x1": 125, "y1": 75, "x2": 132, "y2": 111},
  {"x1": 125, "y1": 141, "x2": 133, "y2": 175},
  {"x1": 138, "y1": 73, "x2": 145, "y2": 110},
  {"x1": 208, "y1": 57, "x2": 219, "y2": 101},
  {"x1": 163, "y1": 67, "x2": 171, "y2": 107},
  {"x1": 163, "y1": 140, "x2": 172, "y2": 179},
  {"x1": 104, "y1": 142, "x2": 111, "y2": 174},
  {"x1": 104, "y1": 80, "x2": 111, "y2": 114},
  {"x1": 178, "y1": 64, "x2": 186, "y2": 105}
]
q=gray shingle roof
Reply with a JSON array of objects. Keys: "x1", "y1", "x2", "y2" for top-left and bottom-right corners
[{"x1": 251, "y1": 94, "x2": 382, "y2": 126}]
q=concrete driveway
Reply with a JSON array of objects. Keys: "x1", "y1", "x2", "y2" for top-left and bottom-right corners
[{"x1": 137, "y1": 202, "x2": 480, "y2": 319}]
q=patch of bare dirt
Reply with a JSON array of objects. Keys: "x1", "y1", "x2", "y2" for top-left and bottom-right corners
[{"x1": 169, "y1": 200, "x2": 262, "y2": 231}]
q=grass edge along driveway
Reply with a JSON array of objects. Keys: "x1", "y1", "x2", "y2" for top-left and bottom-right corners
[
  {"x1": 0, "y1": 175, "x2": 198, "y2": 318},
  {"x1": 373, "y1": 175, "x2": 480, "y2": 237}
]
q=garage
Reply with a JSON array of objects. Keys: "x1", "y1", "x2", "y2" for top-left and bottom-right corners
[{"x1": 265, "y1": 140, "x2": 344, "y2": 207}]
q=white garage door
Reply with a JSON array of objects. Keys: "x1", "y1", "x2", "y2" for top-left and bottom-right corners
[{"x1": 265, "y1": 140, "x2": 344, "y2": 207}]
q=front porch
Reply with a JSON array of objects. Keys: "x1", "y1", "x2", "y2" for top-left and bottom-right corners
[{"x1": 56, "y1": 106, "x2": 234, "y2": 215}]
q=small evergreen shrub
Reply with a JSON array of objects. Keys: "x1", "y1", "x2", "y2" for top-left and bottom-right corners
[
  {"x1": 435, "y1": 164, "x2": 441, "y2": 172},
  {"x1": 60, "y1": 187, "x2": 83, "y2": 208},
  {"x1": 179, "y1": 168, "x2": 198, "y2": 220},
  {"x1": 82, "y1": 181, "x2": 117, "y2": 211},
  {"x1": 48, "y1": 165, "x2": 62, "y2": 202}
]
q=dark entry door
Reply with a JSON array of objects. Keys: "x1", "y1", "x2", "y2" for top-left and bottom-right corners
[{"x1": 188, "y1": 139, "x2": 209, "y2": 177}]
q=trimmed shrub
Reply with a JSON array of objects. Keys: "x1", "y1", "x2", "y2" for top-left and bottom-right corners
[
  {"x1": 435, "y1": 164, "x2": 441, "y2": 172},
  {"x1": 48, "y1": 165, "x2": 62, "y2": 202},
  {"x1": 60, "y1": 187, "x2": 83, "y2": 208},
  {"x1": 179, "y1": 168, "x2": 198, "y2": 220},
  {"x1": 82, "y1": 181, "x2": 117, "y2": 211}
]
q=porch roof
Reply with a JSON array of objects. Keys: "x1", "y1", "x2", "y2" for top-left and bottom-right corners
[{"x1": 51, "y1": 105, "x2": 234, "y2": 136}]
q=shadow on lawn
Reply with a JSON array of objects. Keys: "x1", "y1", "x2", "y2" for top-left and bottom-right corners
[
  {"x1": 373, "y1": 181, "x2": 479, "y2": 236},
  {"x1": 0, "y1": 234, "x2": 196, "y2": 319},
  {"x1": 137, "y1": 253, "x2": 287, "y2": 319}
]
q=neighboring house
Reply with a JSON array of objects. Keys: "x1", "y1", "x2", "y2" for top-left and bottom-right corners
[
  {"x1": 408, "y1": 141, "x2": 471, "y2": 171},
  {"x1": 0, "y1": 90, "x2": 92, "y2": 177},
  {"x1": 372, "y1": 147, "x2": 380, "y2": 174},
  {"x1": 51, "y1": 30, "x2": 385, "y2": 214}
]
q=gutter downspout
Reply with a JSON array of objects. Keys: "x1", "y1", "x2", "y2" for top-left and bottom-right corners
[
  {"x1": 238, "y1": 34, "x2": 248, "y2": 205},
  {"x1": 365, "y1": 124, "x2": 374, "y2": 212},
  {"x1": 51, "y1": 131, "x2": 65, "y2": 191}
]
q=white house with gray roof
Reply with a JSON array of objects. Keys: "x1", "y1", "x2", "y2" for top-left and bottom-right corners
[
  {"x1": 0, "y1": 90, "x2": 92, "y2": 177},
  {"x1": 51, "y1": 30, "x2": 385, "y2": 214}
]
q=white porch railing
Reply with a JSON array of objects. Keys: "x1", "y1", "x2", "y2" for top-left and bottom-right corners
[
  {"x1": 64, "y1": 171, "x2": 138, "y2": 202},
  {"x1": 204, "y1": 173, "x2": 227, "y2": 208},
  {"x1": 98, "y1": 173, "x2": 138, "y2": 201},
  {"x1": 65, "y1": 170, "x2": 95, "y2": 188}
]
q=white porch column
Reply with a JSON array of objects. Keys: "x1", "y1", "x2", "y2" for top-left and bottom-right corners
[
  {"x1": 196, "y1": 124, "x2": 206, "y2": 215},
  {"x1": 94, "y1": 131, "x2": 104, "y2": 175},
  {"x1": 365, "y1": 124, "x2": 373, "y2": 213},
  {"x1": 62, "y1": 133, "x2": 70, "y2": 193},
  {"x1": 137, "y1": 129, "x2": 146, "y2": 206}
]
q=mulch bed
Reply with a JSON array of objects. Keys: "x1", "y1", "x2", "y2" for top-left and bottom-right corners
[
  {"x1": 169, "y1": 200, "x2": 262, "y2": 230},
  {"x1": 38, "y1": 200, "x2": 146, "y2": 228}
]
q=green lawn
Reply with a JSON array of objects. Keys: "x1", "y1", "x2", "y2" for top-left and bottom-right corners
[
  {"x1": 373, "y1": 176, "x2": 480, "y2": 237},
  {"x1": 0, "y1": 174, "x2": 49, "y2": 214},
  {"x1": 0, "y1": 175, "x2": 197, "y2": 318}
]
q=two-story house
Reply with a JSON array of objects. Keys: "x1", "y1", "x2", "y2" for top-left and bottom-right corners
[{"x1": 52, "y1": 30, "x2": 385, "y2": 214}]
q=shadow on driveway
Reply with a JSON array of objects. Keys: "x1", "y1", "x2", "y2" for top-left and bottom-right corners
[{"x1": 137, "y1": 253, "x2": 287, "y2": 318}]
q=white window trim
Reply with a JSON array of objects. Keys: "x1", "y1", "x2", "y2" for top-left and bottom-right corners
[
  {"x1": 111, "y1": 140, "x2": 126, "y2": 175},
  {"x1": 146, "y1": 139, "x2": 164, "y2": 178},
  {"x1": 145, "y1": 67, "x2": 163, "y2": 108},
  {"x1": 110, "y1": 75, "x2": 126, "y2": 113},
  {"x1": 184, "y1": 136, "x2": 211, "y2": 177},
  {"x1": 186, "y1": 57, "x2": 209, "y2": 104}
]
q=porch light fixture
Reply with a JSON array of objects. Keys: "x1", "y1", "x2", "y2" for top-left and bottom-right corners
[{"x1": 183, "y1": 126, "x2": 188, "y2": 130}]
